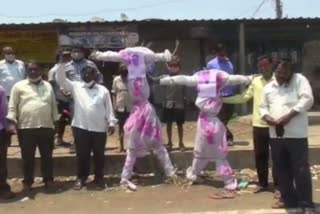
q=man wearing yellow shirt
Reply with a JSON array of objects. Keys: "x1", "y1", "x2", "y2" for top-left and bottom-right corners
[{"x1": 223, "y1": 55, "x2": 278, "y2": 193}]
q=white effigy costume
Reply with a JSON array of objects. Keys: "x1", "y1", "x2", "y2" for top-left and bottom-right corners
[
  {"x1": 92, "y1": 47, "x2": 177, "y2": 189},
  {"x1": 160, "y1": 69, "x2": 251, "y2": 190}
]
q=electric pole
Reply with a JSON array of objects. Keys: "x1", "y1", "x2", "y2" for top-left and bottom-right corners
[{"x1": 275, "y1": 0, "x2": 283, "y2": 19}]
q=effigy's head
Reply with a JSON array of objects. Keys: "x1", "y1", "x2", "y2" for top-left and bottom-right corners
[{"x1": 119, "y1": 47, "x2": 148, "y2": 80}]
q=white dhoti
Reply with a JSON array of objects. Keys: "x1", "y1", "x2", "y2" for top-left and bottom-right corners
[
  {"x1": 186, "y1": 112, "x2": 237, "y2": 190},
  {"x1": 121, "y1": 102, "x2": 175, "y2": 181}
]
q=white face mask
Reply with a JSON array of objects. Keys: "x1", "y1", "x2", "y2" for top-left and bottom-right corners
[
  {"x1": 84, "y1": 80, "x2": 95, "y2": 88},
  {"x1": 71, "y1": 52, "x2": 84, "y2": 61},
  {"x1": 28, "y1": 76, "x2": 42, "y2": 83},
  {"x1": 5, "y1": 54, "x2": 15, "y2": 62}
]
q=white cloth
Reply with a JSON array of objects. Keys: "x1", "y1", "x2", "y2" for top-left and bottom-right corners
[
  {"x1": 0, "y1": 59, "x2": 25, "y2": 96},
  {"x1": 56, "y1": 64, "x2": 117, "y2": 133},
  {"x1": 260, "y1": 73, "x2": 313, "y2": 138},
  {"x1": 121, "y1": 144, "x2": 175, "y2": 180}
]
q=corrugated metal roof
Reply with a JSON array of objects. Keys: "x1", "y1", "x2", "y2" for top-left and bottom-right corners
[{"x1": 1, "y1": 17, "x2": 320, "y2": 26}]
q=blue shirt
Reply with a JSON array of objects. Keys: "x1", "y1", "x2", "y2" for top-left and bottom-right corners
[{"x1": 207, "y1": 57, "x2": 234, "y2": 97}]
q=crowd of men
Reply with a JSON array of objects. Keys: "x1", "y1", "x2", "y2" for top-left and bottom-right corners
[{"x1": 0, "y1": 43, "x2": 316, "y2": 213}]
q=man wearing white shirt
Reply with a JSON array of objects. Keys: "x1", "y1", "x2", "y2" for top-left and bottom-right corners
[
  {"x1": 56, "y1": 61, "x2": 116, "y2": 191},
  {"x1": 112, "y1": 64, "x2": 131, "y2": 153},
  {"x1": 260, "y1": 60, "x2": 314, "y2": 213},
  {"x1": 0, "y1": 47, "x2": 25, "y2": 98}
]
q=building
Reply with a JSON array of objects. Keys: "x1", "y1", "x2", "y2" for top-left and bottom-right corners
[{"x1": 0, "y1": 18, "x2": 319, "y2": 118}]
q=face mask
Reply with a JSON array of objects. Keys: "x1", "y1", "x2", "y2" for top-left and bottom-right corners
[
  {"x1": 5, "y1": 54, "x2": 15, "y2": 62},
  {"x1": 28, "y1": 76, "x2": 42, "y2": 83},
  {"x1": 84, "y1": 80, "x2": 95, "y2": 88},
  {"x1": 71, "y1": 52, "x2": 84, "y2": 61}
]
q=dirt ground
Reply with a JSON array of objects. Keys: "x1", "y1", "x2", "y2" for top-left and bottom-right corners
[{"x1": 0, "y1": 178, "x2": 319, "y2": 214}]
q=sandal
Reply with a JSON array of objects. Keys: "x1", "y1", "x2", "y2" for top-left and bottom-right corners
[
  {"x1": 274, "y1": 190, "x2": 281, "y2": 199},
  {"x1": 271, "y1": 200, "x2": 285, "y2": 209},
  {"x1": 208, "y1": 189, "x2": 236, "y2": 199}
]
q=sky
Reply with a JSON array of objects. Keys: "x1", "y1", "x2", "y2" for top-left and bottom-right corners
[{"x1": 0, "y1": 0, "x2": 319, "y2": 24}]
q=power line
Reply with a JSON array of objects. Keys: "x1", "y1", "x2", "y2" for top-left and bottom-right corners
[
  {"x1": 0, "y1": 0, "x2": 189, "y2": 19},
  {"x1": 251, "y1": 0, "x2": 270, "y2": 17}
]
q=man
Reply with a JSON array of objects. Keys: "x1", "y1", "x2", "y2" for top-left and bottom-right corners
[
  {"x1": 112, "y1": 63, "x2": 131, "y2": 153},
  {"x1": 7, "y1": 61, "x2": 59, "y2": 193},
  {"x1": 0, "y1": 47, "x2": 26, "y2": 147},
  {"x1": 0, "y1": 86, "x2": 15, "y2": 199},
  {"x1": 48, "y1": 50, "x2": 72, "y2": 146},
  {"x1": 161, "y1": 56, "x2": 186, "y2": 151},
  {"x1": 207, "y1": 43, "x2": 234, "y2": 146},
  {"x1": 0, "y1": 47, "x2": 25, "y2": 99},
  {"x1": 260, "y1": 60, "x2": 315, "y2": 213},
  {"x1": 66, "y1": 46, "x2": 103, "y2": 83},
  {"x1": 56, "y1": 61, "x2": 116, "y2": 190},
  {"x1": 223, "y1": 55, "x2": 279, "y2": 194},
  {"x1": 64, "y1": 46, "x2": 104, "y2": 154}
]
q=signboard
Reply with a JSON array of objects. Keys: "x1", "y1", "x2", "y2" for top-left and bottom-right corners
[
  {"x1": 59, "y1": 31, "x2": 139, "y2": 49},
  {"x1": 0, "y1": 31, "x2": 58, "y2": 63}
]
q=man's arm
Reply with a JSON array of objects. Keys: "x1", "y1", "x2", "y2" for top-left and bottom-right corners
[
  {"x1": 259, "y1": 87, "x2": 276, "y2": 126},
  {"x1": 50, "y1": 86, "x2": 59, "y2": 123},
  {"x1": 55, "y1": 63, "x2": 74, "y2": 93},
  {"x1": 0, "y1": 87, "x2": 8, "y2": 125},
  {"x1": 292, "y1": 75, "x2": 314, "y2": 113},
  {"x1": 90, "y1": 61, "x2": 104, "y2": 84},
  {"x1": 223, "y1": 82, "x2": 254, "y2": 104},
  {"x1": 277, "y1": 75, "x2": 314, "y2": 126},
  {"x1": 104, "y1": 89, "x2": 117, "y2": 135},
  {"x1": 6, "y1": 84, "x2": 19, "y2": 124},
  {"x1": 111, "y1": 78, "x2": 117, "y2": 110}
]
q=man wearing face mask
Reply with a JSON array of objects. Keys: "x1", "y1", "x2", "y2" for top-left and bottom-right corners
[
  {"x1": 260, "y1": 59, "x2": 315, "y2": 213},
  {"x1": 112, "y1": 63, "x2": 131, "y2": 153},
  {"x1": 63, "y1": 46, "x2": 103, "y2": 154},
  {"x1": 207, "y1": 43, "x2": 235, "y2": 146},
  {"x1": 66, "y1": 46, "x2": 103, "y2": 83},
  {"x1": 223, "y1": 55, "x2": 279, "y2": 195},
  {"x1": 0, "y1": 47, "x2": 26, "y2": 99},
  {"x1": 56, "y1": 62, "x2": 116, "y2": 190},
  {"x1": 6, "y1": 61, "x2": 59, "y2": 193}
]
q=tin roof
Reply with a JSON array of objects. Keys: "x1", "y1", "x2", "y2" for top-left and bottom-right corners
[{"x1": 0, "y1": 17, "x2": 320, "y2": 27}]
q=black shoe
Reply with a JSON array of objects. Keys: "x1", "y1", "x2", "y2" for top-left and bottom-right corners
[
  {"x1": 73, "y1": 179, "x2": 86, "y2": 190},
  {"x1": 22, "y1": 183, "x2": 32, "y2": 193},
  {"x1": 45, "y1": 181, "x2": 57, "y2": 193},
  {"x1": 304, "y1": 208, "x2": 316, "y2": 214},
  {"x1": 166, "y1": 142, "x2": 173, "y2": 151},
  {"x1": 0, "y1": 190, "x2": 15, "y2": 200},
  {"x1": 69, "y1": 145, "x2": 76, "y2": 154},
  {"x1": 94, "y1": 179, "x2": 107, "y2": 190}
]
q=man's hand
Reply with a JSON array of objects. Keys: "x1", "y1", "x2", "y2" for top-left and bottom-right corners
[
  {"x1": 61, "y1": 89, "x2": 72, "y2": 98},
  {"x1": 263, "y1": 115, "x2": 277, "y2": 126},
  {"x1": 89, "y1": 50, "x2": 99, "y2": 61},
  {"x1": 6, "y1": 121, "x2": 17, "y2": 135},
  {"x1": 276, "y1": 110, "x2": 298, "y2": 126},
  {"x1": 108, "y1": 126, "x2": 115, "y2": 136}
]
